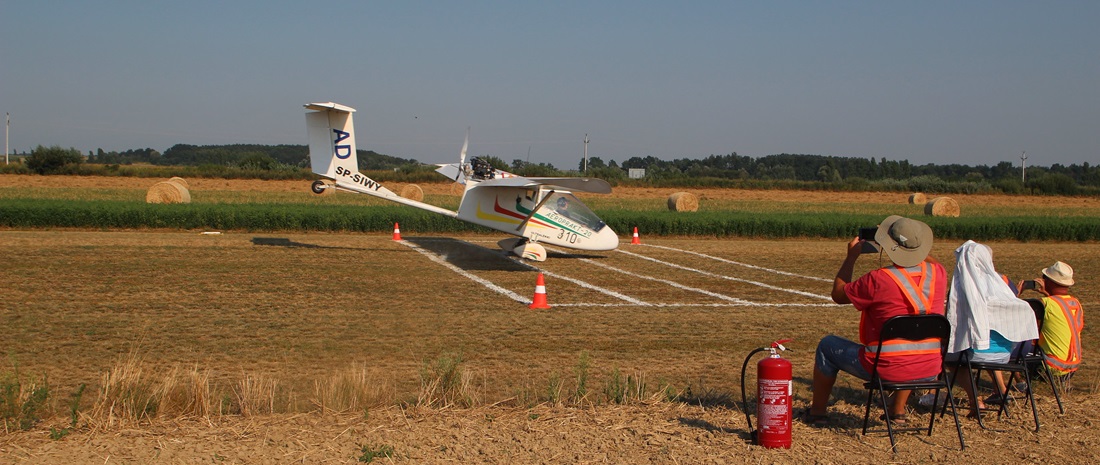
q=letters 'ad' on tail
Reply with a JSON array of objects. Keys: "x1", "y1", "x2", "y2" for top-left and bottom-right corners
[{"x1": 304, "y1": 102, "x2": 396, "y2": 196}]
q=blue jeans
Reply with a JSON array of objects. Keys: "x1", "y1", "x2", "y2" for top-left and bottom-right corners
[{"x1": 815, "y1": 335, "x2": 871, "y2": 381}]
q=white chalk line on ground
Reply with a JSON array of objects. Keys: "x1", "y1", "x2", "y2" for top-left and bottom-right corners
[
  {"x1": 615, "y1": 248, "x2": 834, "y2": 301},
  {"x1": 398, "y1": 240, "x2": 530, "y2": 304},
  {"x1": 543, "y1": 246, "x2": 751, "y2": 305},
  {"x1": 412, "y1": 238, "x2": 840, "y2": 307},
  {"x1": 402, "y1": 238, "x2": 648, "y2": 306},
  {"x1": 639, "y1": 243, "x2": 832, "y2": 283},
  {"x1": 538, "y1": 268, "x2": 652, "y2": 306}
]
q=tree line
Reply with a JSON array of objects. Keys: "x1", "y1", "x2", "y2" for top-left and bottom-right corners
[
  {"x1": 608, "y1": 153, "x2": 1098, "y2": 195},
  {"x1": 86, "y1": 144, "x2": 418, "y2": 171},
  {"x1": 7, "y1": 143, "x2": 1098, "y2": 196}
]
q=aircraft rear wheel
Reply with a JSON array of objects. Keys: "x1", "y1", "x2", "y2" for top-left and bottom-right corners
[{"x1": 310, "y1": 180, "x2": 328, "y2": 195}]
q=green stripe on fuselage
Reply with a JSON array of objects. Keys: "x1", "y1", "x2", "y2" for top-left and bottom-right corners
[{"x1": 514, "y1": 199, "x2": 585, "y2": 235}]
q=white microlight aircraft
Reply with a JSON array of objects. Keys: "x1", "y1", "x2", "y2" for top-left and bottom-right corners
[{"x1": 304, "y1": 102, "x2": 619, "y2": 261}]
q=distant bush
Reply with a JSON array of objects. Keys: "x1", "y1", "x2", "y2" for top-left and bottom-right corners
[
  {"x1": 0, "y1": 162, "x2": 31, "y2": 175},
  {"x1": 236, "y1": 153, "x2": 281, "y2": 171},
  {"x1": 993, "y1": 178, "x2": 1026, "y2": 195},
  {"x1": 1029, "y1": 173, "x2": 1079, "y2": 196},
  {"x1": 25, "y1": 145, "x2": 83, "y2": 175}
]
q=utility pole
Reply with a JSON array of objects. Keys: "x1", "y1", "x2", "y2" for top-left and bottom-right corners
[
  {"x1": 583, "y1": 134, "x2": 589, "y2": 173},
  {"x1": 5, "y1": 113, "x2": 9, "y2": 165},
  {"x1": 1020, "y1": 151, "x2": 1027, "y2": 184}
]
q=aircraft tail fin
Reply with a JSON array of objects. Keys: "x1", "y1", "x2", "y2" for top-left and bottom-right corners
[
  {"x1": 305, "y1": 102, "x2": 359, "y2": 179},
  {"x1": 304, "y1": 102, "x2": 397, "y2": 197}
]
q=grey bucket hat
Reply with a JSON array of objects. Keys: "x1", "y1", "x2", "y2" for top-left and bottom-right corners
[{"x1": 874, "y1": 215, "x2": 934, "y2": 268}]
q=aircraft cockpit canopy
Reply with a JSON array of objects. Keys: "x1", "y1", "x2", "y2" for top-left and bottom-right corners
[{"x1": 545, "y1": 192, "x2": 606, "y2": 232}]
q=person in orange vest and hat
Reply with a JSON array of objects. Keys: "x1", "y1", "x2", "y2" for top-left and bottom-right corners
[
  {"x1": 1018, "y1": 261, "x2": 1083, "y2": 388},
  {"x1": 802, "y1": 216, "x2": 947, "y2": 426}
]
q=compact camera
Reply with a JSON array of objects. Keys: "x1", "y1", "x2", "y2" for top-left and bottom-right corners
[{"x1": 857, "y1": 227, "x2": 880, "y2": 254}]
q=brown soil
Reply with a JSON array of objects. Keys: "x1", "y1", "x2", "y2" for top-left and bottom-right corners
[
  {"x1": 1, "y1": 175, "x2": 1098, "y2": 463},
  {"x1": 5, "y1": 399, "x2": 1097, "y2": 464}
]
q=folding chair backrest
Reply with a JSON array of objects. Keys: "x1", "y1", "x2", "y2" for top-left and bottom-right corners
[
  {"x1": 1018, "y1": 298, "x2": 1048, "y2": 358},
  {"x1": 869, "y1": 314, "x2": 951, "y2": 377},
  {"x1": 1025, "y1": 298, "x2": 1046, "y2": 328},
  {"x1": 877, "y1": 314, "x2": 951, "y2": 355}
]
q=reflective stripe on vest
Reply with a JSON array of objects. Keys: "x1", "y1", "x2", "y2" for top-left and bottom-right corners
[
  {"x1": 1044, "y1": 295, "x2": 1083, "y2": 372},
  {"x1": 865, "y1": 337, "x2": 941, "y2": 357},
  {"x1": 865, "y1": 262, "x2": 940, "y2": 356},
  {"x1": 882, "y1": 262, "x2": 936, "y2": 315}
]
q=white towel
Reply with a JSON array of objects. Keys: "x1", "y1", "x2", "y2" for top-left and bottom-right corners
[{"x1": 946, "y1": 241, "x2": 1039, "y2": 353}]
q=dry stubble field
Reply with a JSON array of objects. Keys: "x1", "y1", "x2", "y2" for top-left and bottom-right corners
[{"x1": 1, "y1": 175, "x2": 1098, "y2": 464}]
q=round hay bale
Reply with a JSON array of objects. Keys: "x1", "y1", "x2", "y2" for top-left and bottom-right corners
[
  {"x1": 908, "y1": 192, "x2": 927, "y2": 204},
  {"x1": 146, "y1": 181, "x2": 191, "y2": 204},
  {"x1": 169, "y1": 177, "x2": 189, "y2": 189},
  {"x1": 924, "y1": 197, "x2": 960, "y2": 217},
  {"x1": 667, "y1": 192, "x2": 699, "y2": 212},
  {"x1": 400, "y1": 184, "x2": 424, "y2": 201}
]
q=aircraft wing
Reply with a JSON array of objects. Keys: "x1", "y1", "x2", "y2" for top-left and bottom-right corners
[
  {"x1": 528, "y1": 177, "x2": 612, "y2": 194},
  {"x1": 474, "y1": 176, "x2": 612, "y2": 194}
]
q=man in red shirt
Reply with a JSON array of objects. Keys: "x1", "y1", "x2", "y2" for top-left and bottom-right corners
[{"x1": 803, "y1": 216, "x2": 947, "y2": 425}]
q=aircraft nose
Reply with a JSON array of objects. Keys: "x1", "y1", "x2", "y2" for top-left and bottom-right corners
[{"x1": 597, "y1": 226, "x2": 620, "y2": 250}]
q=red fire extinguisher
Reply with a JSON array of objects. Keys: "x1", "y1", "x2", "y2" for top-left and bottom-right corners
[{"x1": 740, "y1": 339, "x2": 792, "y2": 449}]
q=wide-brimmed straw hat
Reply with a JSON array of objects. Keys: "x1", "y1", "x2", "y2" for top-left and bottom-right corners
[
  {"x1": 1041, "y1": 261, "x2": 1075, "y2": 287},
  {"x1": 874, "y1": 215, "x2": 933, "y2": 268}
]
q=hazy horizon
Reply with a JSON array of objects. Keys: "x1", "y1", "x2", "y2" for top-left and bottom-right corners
[{"x1": 3, "y1": 2, "x2": 1096, "y2": 169}]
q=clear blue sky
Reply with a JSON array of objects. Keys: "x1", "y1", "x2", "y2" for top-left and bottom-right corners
[{"x1": 2, "y1": 1, "x2": 1097, "y2": 169}]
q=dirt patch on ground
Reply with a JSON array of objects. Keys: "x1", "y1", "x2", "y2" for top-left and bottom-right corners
[
  {"x1": 5, "y1": 398, "x2": 1099, "y2": 464},
  {"x1": 2, "y1": 176, "x2": 1098, "y2": 463}
]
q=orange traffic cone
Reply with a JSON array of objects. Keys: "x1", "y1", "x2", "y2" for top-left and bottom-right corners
[
  {"x1": 392, "y1": 223, "x2": 402, "y2": 241},
  {"x1": 631, "y1": 226, "x2": 641, "y2": 244},
  {"x1": 529, "y1": 273, "x2": 551, "y2": 309}
]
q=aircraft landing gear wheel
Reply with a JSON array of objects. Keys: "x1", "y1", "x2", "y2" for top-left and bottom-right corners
[
  {"x1": 514, "y1": 241, "x2": 547, "y2": 262},
  {"x1": 311, "y1": 180, "x2": 328, "y2": 195}
]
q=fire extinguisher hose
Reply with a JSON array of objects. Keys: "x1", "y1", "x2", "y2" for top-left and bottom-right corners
[{"x1": 739, "y1": 346, "x2": 771, "y2": 440}]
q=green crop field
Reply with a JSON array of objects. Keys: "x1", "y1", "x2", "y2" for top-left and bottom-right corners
[
  {"x1": 2, "y1": 175, "x2": 1099, "y2": 463},
  {"x1": 2, "y1": 177, "x2": 1099, "y2": 241}
]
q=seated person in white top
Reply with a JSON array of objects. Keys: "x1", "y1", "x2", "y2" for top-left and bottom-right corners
[{"x1": 945, "y1": 241, "x2": 1039, "y2": 416}]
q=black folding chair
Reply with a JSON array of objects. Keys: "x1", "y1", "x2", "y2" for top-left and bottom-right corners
[
  {"x1": 862, "y1": 314, "x2": 965, "y2": 452},
  {"x1": 943, "y1": 298, "x2": 1065, "y2": 432},
  {"x1": 1016, "y1": 298, "x2": 1067, "y2": 412},
  {"x1": 947, "y1": 347, "x2": 1035, "y2": 431}
]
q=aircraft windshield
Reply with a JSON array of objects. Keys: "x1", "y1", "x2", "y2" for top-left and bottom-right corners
[{"x1": 546, "y1": 193, "x2": 606, "y2": 232}]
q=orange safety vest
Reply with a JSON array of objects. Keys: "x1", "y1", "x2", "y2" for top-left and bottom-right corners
[
  {"x1": 1042, "y1": 295, "x2": 1083, "y2": 373},
  {"x1": 865, "y1": 262, "x2": 942, "y2": 357}
]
